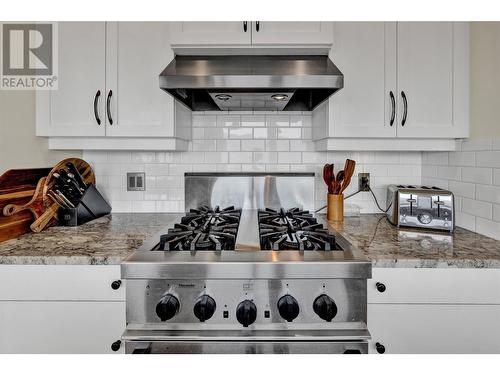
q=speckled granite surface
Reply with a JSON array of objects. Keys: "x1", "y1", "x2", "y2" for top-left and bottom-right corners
[
  {"x1": 0, "y1": 213, "x2": 181, "y2": 265},
  {"x1": 0, "y1": 213, "x2": 499, "y2": 268},
  {"x1": 325, "y1": 214, "x2": 500, "y2": 268}
]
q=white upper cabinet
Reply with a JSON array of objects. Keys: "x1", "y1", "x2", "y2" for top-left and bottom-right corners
[
  {"x1": 251, "y1": 22, "x2": 333, "y2": 45},
  {"x1": 170, "y1": 22, "x2": 333, "y2": 46},
  {"x1": 36, "y1": 22, "x2": 106, "y2": 137},
  {"x1": 170, "y1": 22, "x2": 251, "y2": 45},
  {"x1": 37, "y1": 22, "x2": 191, "y2": 149},
  {"x1": 105, "y1": 22, "x2": 181, "y2": 138},
  {"x1": 396, "y1": 22, "x2": 469, "y2": 138},
  {"x1": 313, "y1": 21, "x2": 469, "y2": 150},
  {"x1": 329, "y1": 22, "x2": 397, "y2": 138}
]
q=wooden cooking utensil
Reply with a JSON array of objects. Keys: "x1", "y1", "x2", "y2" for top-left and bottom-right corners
[
  {"x1": 30, "y1": 202, "x2": 60, "y2": 233},
  {"x1": 340, "y1": 159, "x2": 356, "y2": 193},
  {"x1": 334, "y1": 170, "x2": 345, "y2": 195}
]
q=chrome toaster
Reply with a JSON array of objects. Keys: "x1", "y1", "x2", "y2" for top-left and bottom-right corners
[{"x1": 386, "y1": 185, "x2": 454, "y2": 231}]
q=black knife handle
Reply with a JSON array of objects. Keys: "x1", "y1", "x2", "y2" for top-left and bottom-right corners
[
  {"x1": 66, "y1": 162, "x2": 87, "y2": 189},
  {"x1": 256, "y1": 21, "x2": 260, "y2": 32},
  {"x1": 243, "y1": 21, "x2": 247, "y2": 32}
]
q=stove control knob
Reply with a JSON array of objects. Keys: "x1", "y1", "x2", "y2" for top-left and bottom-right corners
[
  {"x1": 277, "y1": 294, "x2": 300, "y2": 322},
  {"x1": 313, "y1": 294, "x2": 337, "y2": 322},
  {"x1": 193, "y1": 295, "x2": 216, "y2": 322},
  {"x1": 156, "y1": 294, "x2": 180, "y2": 321},
  {"x1": 236, "y1": 300, "x2": 257, "y2": 327}
]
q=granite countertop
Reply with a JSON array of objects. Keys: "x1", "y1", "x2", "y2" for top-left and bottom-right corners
[
  {"x1": 0, "y1": 213, "x2": 499, "y2": 268},
  {"x1": 0, "y1": 213, "x2": 181, "y2": 265},
  {"x1": 326, "y1": 214, "x2": 500, "y2": 268}
]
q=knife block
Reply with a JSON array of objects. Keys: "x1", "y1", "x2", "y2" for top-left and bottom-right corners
[{"x1": 58, "y1": 185, "x2": 111, "y2": 226}]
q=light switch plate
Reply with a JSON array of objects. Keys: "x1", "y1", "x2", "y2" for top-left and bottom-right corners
[{"x1": 127, "y1": 172, "x2": 146, "y2": 191}]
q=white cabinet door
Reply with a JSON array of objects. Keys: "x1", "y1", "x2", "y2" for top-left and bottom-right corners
[
  {"x1": 329, "y1": 22, "x2": 397, "y2": 138},
  {"x1": 105, "y1": 22, "x2": 180, "y2": 138},
  {"x1": 36, "y1": 22, "x2": 106, "y2": 136},
  {"x1": 368, "y1": 304, "x2": 500, "y2": 354},
  {"x1": 396, "y1": 22, "x2": 469, "y2": 138},
  {"x1": 0, "y1": 301, "x2": 125, "y2": 353},
  {"x1": 251, "y1": 22, "x2": 333, "y2": 45},
  {"x1": 170, "y1": 22, "x2": 251, "y2": 45}
]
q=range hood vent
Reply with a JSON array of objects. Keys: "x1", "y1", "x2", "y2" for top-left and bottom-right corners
[{"x1": 159, "y1": 55, "x2": 343, "y2": 111}]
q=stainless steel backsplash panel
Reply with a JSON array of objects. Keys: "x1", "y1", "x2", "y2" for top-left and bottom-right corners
[{"x1": 185, "y1": 173, "x2": 315, "y2": 211}]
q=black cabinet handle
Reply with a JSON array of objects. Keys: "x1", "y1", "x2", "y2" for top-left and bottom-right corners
[
  {"x1": 401, "y1": 91, "x2": 408, "y2": 126},
  {"x1": 343, "y1": 349, "x2": 361, "y2": 354},
  {"x1": 375, "y1": 342, "x2": 385, "y2": 354},
  {"x1": 93, "y1": 90, "x2": 101, "y2": 125},
  {"x1": 256, "y1": 21, "x2": 260, "y2": 32},
  {"x1": 376, "y1": 282, "x2": 386, "y2": 293},
  {"x1": 111, "y1": 280, "x2": 122, "y2": 290},
  {"x1": 111, "y1": 340, "x2": 121, "y2": 352},
  {"x1": 106, "y1": 90, "x2": 113, "y2": 125},
  {"x1": 389, "y1": 91, "x2": 395, "y2": 126},
  {"x1": 243, "y1": 21, "x2": 247, "y2": 32}
]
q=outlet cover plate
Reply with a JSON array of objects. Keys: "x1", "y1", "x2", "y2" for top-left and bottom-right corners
[
  {"x1": 127, "y1": 172, "x2": 146, "y2": 191},
  {"x1": 358, "y1": 173, "x2": 370, "y2": 192}
]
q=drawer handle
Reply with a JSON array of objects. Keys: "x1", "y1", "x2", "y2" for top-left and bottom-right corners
[
  {"x1": 111, "y1": 340, "x2": 121, "y2": 352},
  {"x1": 375, "y1": 342, "x2": 385, "y2": 354},
  {"x1": 376, "y1": 282, "x2": 386, "y2": 293},
  {"x1": 111, "y1": 280, "x2": 122, "y2": 290}
]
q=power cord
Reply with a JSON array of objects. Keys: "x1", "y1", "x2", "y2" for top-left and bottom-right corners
[{"x1": 315, "y1": 185, "x2": 392, "y2": 213}]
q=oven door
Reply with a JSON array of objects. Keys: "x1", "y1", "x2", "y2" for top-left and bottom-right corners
[{"x1": 123, "y1": 328, "x2": 370, "y2": 354}]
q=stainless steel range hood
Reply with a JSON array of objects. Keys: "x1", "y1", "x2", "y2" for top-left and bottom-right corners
[{"x1": 159, "y1": 55, "x2": 343, "y2": 111}]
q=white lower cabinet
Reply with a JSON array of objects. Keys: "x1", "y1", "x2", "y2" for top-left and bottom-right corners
[
  {"x1": 0, "y1": 301, "x2": 125, "y2": 354},
  {"x1": 0, "y1": 265, "x2": 125, "y2": 354},
  {"x1": 368, "y1": 268, "x2": 500, "y2": 354}
]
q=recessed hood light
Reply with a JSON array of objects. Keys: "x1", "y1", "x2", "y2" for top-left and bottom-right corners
[
  {"x1": 271, "y1": 94, "x2": 289, "y2": 101},
  {"x1": 215, "y1": 94, "x2": 232, "y2": 101}
]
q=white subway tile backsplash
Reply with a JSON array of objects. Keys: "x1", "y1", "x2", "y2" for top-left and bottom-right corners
[
  {"x1": 241, "y1": 140, "x2": 265, "y2": 151},
  {"x1": 425, "y1": 152, "x2": 449, "y2": 166},
  {"x1": 494, "y1": 204, "x2": 500, "y2": 222},
  {"x1": 374, "y1": 152, "x2": 401, "y2": 165},
  {"x1": 242, "y1": 164, "x2": 266, "y2": 172},
  {"x1": 476, "y1": 184, "x2": 500, "y2": 204},
  {"x1": 205, "y1": 152, "x2": 229, "y2": 164},
  {"x1": 193, "y1": 114, "x2": 216, "y2": 128},
  {"x1": 475, "y1": 218, "x2": 500, "y2": 240},
  {"x1": 278, "y1": 152, "x2": 302, "y2": 164},
  {"x1": 266, "y1": 140, "x2": 289, "y2": 152},
  {"x1": 191, "y1": 140, "x2": 216, "y2": 152},
  {"x1": 461, "y1": 167, "x2": 493, "y2": 185},
  {"x1": 455, "y1": 211, "x2": 476, "y2": 232},
  {"x1": 278, "y1": 128, "x2": 302, "y2": 139},
  {"x1": 290, "y1": 115, "x2": 311, "y2": 127},
  {"x1": 229, "y1": 128, "x2": 253, "y2": 139},
  {"x1": 290, "y1": 140, "x2": 315, "y2": 151},
  {"x1": 266, "y1": 114, "x2": 289, "y2": 127},
  {"x1": 217, "y1": 115, "x2": 240, "y2": 128},
  {"x1": 302, "y1": 152, "x2": 326, "y2": 164},
  {"x1": 476, "y1": 151, "x2": 500, "y2": 168},
  {"x1": 436, "y1": 166, "x2": 461, "y2": 181},
  {"x1": 462, "y1": 198, "x2": 493, "y2": 219},
  {"x1": 253, "y1": 128, "x2": 269, "y2": 139},
  {"x1": 229, "y1": 152, "x2": 253, "y2": 163},
  {"x1": 253, "y1": 152, "x2": 278, "y2": 164},
  {"x1": 216, "y1": 140, "x2": 240, "y2": 151},
  {"x1": 448, "y1": 152, "x2": 475, "y2": 167},
  {"x1": 448, "y1": 180, "x2": 475, "y2": 199},
  {"x1": 494, "y1": 169, "x2": 500, "y2": 186},
  {"x1": 241, "y1": 115, "x2": 265, "y2": 127}
]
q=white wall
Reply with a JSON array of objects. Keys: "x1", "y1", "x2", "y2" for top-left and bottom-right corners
[
  {"x1": 470, "y1": 22, "x2": 500, "y2": 138},
  {"x1": 84, "y1": 112, "x2": 422, "y2": 213},
  {"x1": 0, "y1": 90, "x2": 79, "y2": 175}
]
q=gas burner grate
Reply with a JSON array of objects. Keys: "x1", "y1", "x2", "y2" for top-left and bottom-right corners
[
  {"x1": 258, "y1": 207, "x2": 336, "y2": 251},
  {"x1": 157, "y1": 205, "x2": 241, "y2": 251}
]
